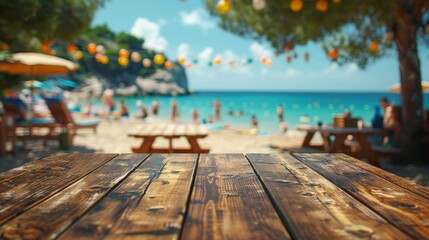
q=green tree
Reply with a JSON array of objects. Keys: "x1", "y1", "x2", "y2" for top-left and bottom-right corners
[
  {"x1": 206, "y1": 0, "x2": 429, "y2": 164},
  {"x1": 0, "y1": 0, "x2": 108, "y2": 51}
]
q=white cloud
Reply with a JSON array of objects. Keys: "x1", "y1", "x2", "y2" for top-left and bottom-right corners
[
  {"x1": 131, "y1": 17, "x2": 168, "y2": 52},
  {"x1": 260, "y1": 68, "x2": 269, "y2": 76},
  {"x1": 346, "y1": 63, "x2": 359, "y2": 74},
  {"x1": 177, "y1": 43, "x2": 191, "y2": 58},
  {"x1": 158, "y1": 18, "x2": 168, "y2": 26},
  {"x1": 249, "y1": 42, "x2": 273, "y2": 58},
  {"x1": 286, "y1": 68, "x2": 301, "y2": 77},
  {"x1": 197, "y1": 47, "x2": 214, "y2": 62},
  {"x1": 179, "y1": 9, "x2": 215, "y2": 30},
  {"x1": 323, "y1": 62, "x2": 339, "y2": 74}
]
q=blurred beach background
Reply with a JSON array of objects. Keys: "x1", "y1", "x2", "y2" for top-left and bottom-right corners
[{"x1": 84, "y1": 91, "x2": 429, "y2": 133}]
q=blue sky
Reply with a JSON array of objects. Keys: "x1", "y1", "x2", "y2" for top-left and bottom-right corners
[{"x1": 93, "y1": 0, "x2": 429, "y2": 92}]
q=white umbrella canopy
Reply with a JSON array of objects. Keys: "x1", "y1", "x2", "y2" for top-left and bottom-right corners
[
  {"x1": 389, "y1": 81, "x2": 429, "y2": 93},
  {"x1": 0, "y1": 52, "x2": 79, "y2": 75}
]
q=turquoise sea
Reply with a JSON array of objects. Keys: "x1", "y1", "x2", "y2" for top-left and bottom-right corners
[{"x1": 87, "y1": 91, "x2": 429, "y2": 133}]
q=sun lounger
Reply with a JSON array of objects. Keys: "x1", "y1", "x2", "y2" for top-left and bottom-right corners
[
  {"x1": 44, "y1": 98, "x2": 99, "y2": 136},
  {"x1": 0, "y1": 97, "x2": 60, "y2": 152}
]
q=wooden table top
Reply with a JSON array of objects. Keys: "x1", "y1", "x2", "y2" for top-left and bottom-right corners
[
  {"x1": 297, "y1": 125, "x2": 382, "y2": 134},
  {"x1": 1, "y1": 153, "x2": 428, "y2": 239},
  {"x1": 129, "y1": 123, "x2": 209, "y2": 138}
]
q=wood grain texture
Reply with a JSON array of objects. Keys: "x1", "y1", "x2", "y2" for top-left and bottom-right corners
[
  {"x1": 59, "y1": 154, "x2": 192, "y2": 239},
  {"x1": 63, "y1": 154, "x2": 198, "y2": 239},
  {"x1": 181, "y1": 154, "x2": 290, "y2": 240},
  {"x1": 247, "y1": 153, "x2": 410, "y2": 240},
  {"x1": 0, "y1": 153, "x2": 71, "y2": 185},
  {"x1": 295, "y1": 153, "x2": 429, "y2": 239},
  {"x1": 0, "y1": 154, "x2": 149, "y2": 239},
  {"x1": 0, "y1": 153, "x2": 117, "y2": 225},
  {"x1": 333, "y1": 153, "x2": 429, "y2": 199}
]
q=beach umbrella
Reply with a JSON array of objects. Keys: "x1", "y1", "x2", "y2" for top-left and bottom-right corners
[
  {"x1": 45, "y1": 78, "x2": 78, "y2": 89},
  {"x1": 0, "y1": 52, "x2": 79, "y2": 75},
  {"x1": 389, "y1": 82, "x2": 429, "y2": 93},
  {"x1": 25, "y1": 80, "x2": 62, "y2": 93}
]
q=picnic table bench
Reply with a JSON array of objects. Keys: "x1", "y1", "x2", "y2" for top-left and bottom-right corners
[
  {"x1": 129, "y1": 123, "x2": 210, "y2": 153},
  {"x1": 1, "y1": 153, "x2": 428, "y2": 239},
  {"x1": 297, "y1": 125, "x2": 383, "y2": 166}
]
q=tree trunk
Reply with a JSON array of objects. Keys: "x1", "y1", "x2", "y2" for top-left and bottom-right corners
[{"x1": 393, "y1": 3, "x2": 427, "y2": 164}]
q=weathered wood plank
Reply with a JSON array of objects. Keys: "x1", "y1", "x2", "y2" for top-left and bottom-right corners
[
  {"x1": 0, "y1": 154, "x2": 149, "y2": 239},
  {"x1": 247, "y1": 153, "x2": 410, "y2": 239},
  {"x1": 61, "y1": 154, "x2": 198, "y2": 239},
  {"x1": 0, "y1": 153, "x2": 118, "y2": 225},
  {"x1": 181, "y1": 154, "x2": 290, "y2": 239},
  {"x1": 295, "y1": 153, "x2": 429, "y2": 239},
  {"x1": 58, "y1": 154, "x2": 186, "y2": 239},
  {"x1": 0, "y1": 153, "x2": 71, "y2": 184},
  {"x1": 334, "y1": 153, "x2": 429, "y2": 199}
]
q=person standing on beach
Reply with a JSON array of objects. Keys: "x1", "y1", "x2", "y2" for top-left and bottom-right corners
[
  {"x1": 136, "y1": 100, "x2": 148, "y2": 119},
  {"x1": 380, "y1": 97, "x2": 393, "y2": 127},
  {"x1": 150, "y1": 101, "x2": 159, "y2": 116},
  {"x1": 119, "y1": 98, "x2": 129, "y2": 118},
  {"x1": 251, "y1": 115, "x2": 258, "y2": 128},
  {"x1": 213, "y1": 100, "x2": 222, "y2": 121},
  {"x1": 170, "y1": 99, "x2": 179, "y2": 122},
  {"x1": 277, "y1": 105, "x2": 284, "y2": 122},
  {"x1": 102, "y1": 87, "x2": 115, "y2": 119},
  {"x1": 192, "y1": 108, "x2": 199, "y2": 124}
]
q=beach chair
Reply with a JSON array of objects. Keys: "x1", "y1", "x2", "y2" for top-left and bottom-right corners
[
  {"x1": 44, "y1": 98, "x2": 99, "y2": 136},
  {"x1": 0, "y1": 98, "x2": 60, "y2": 152}
]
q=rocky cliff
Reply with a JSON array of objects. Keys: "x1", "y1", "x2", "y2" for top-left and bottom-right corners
[{"x1": 81, "y1": 66, "x2": 189, "y2": 97}]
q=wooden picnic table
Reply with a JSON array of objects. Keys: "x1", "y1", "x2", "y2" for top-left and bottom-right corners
[
  {"x1": 129, "y1": 123, "x2": 210, "y2": 153},
  {"x1": 1, "y1": 153, "x2": 429, "y2": 239},
  {"x1": 297, "y1": 125, "x2": 382, "y2": 166}
]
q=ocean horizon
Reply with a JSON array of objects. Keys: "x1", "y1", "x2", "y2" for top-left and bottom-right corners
[{"x1": 85, "y1": 91, "x2": 429, "y2": 133}]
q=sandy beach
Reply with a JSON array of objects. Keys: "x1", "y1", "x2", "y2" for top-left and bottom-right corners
[{"x1": 1, "y1": 117, "x2": 428, "y2": 187}]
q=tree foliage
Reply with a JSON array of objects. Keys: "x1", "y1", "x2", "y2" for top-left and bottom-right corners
[
  {"x1": 0, "y1": 0, "x2": 108, "y2": 51},
  {"x1": 205, "y1": 0, "x2": 428, "y2": 68}
]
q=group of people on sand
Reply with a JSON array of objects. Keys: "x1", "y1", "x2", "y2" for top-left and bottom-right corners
[{"x1": 96, "y1": 91, "x2": 289, "y2": 133}]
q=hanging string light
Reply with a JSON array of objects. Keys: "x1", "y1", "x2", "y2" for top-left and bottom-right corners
[
  {"x1": 290, "y1": 0, "x2": 303, "y2": 12},
  {"x1": 213, "y1": 57, "x2": 222, "y2": 65},
  {"x1": 328, "y1": 49, "x2": 339, "y2": 59},
  {"x1": 154, "y1": 54, "x2": 166, "y2": 65},
  {"x1": 178, "y1": 56, "x2": 186, "y2": 65},
  {"x1": 217, "y1": 0, "x2": 232, "y2": 14},
  {"x1": 369, "y1": 42, "x2": 379, "y2": 53},
  {"x1": 87, "y1": 43, "x2": 97, "y2": 54},
  {"x1": 253, "y1": 0, "x2": 266, "y2": 11},
  {"x1": 118, "y1": 49, "x2": 130, "y2": 58},
  {"x1": 304, "y1": 52, "x2": 309, "y2": 62},
  {"x1": 100, "y1": 55, "x2": 109, "y2": 64},
  {"x1": 96, "y1": 45, "x2": 106, "y2": 54},
  {"x1": 74, "y1": 51, "x2": 83, "y2": 60},
  {"x1": 131, "y1": 52, "x2": 141, "y2": 62},
  {"x1": 66, "y1": 44, "x2": 77, "y2": 53},
  {"x1": 165, "y1": 60, "x2": 174, "y2": 69},
  {"x1": 142, "y1": 58, "x2": 152, "y2": 67},
  {"x1": 118, "y1": 57, "x2": 129, "y2": 67},
  {"x1": 315, "y1": 0, "x2": 329, "y2": 12}
]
